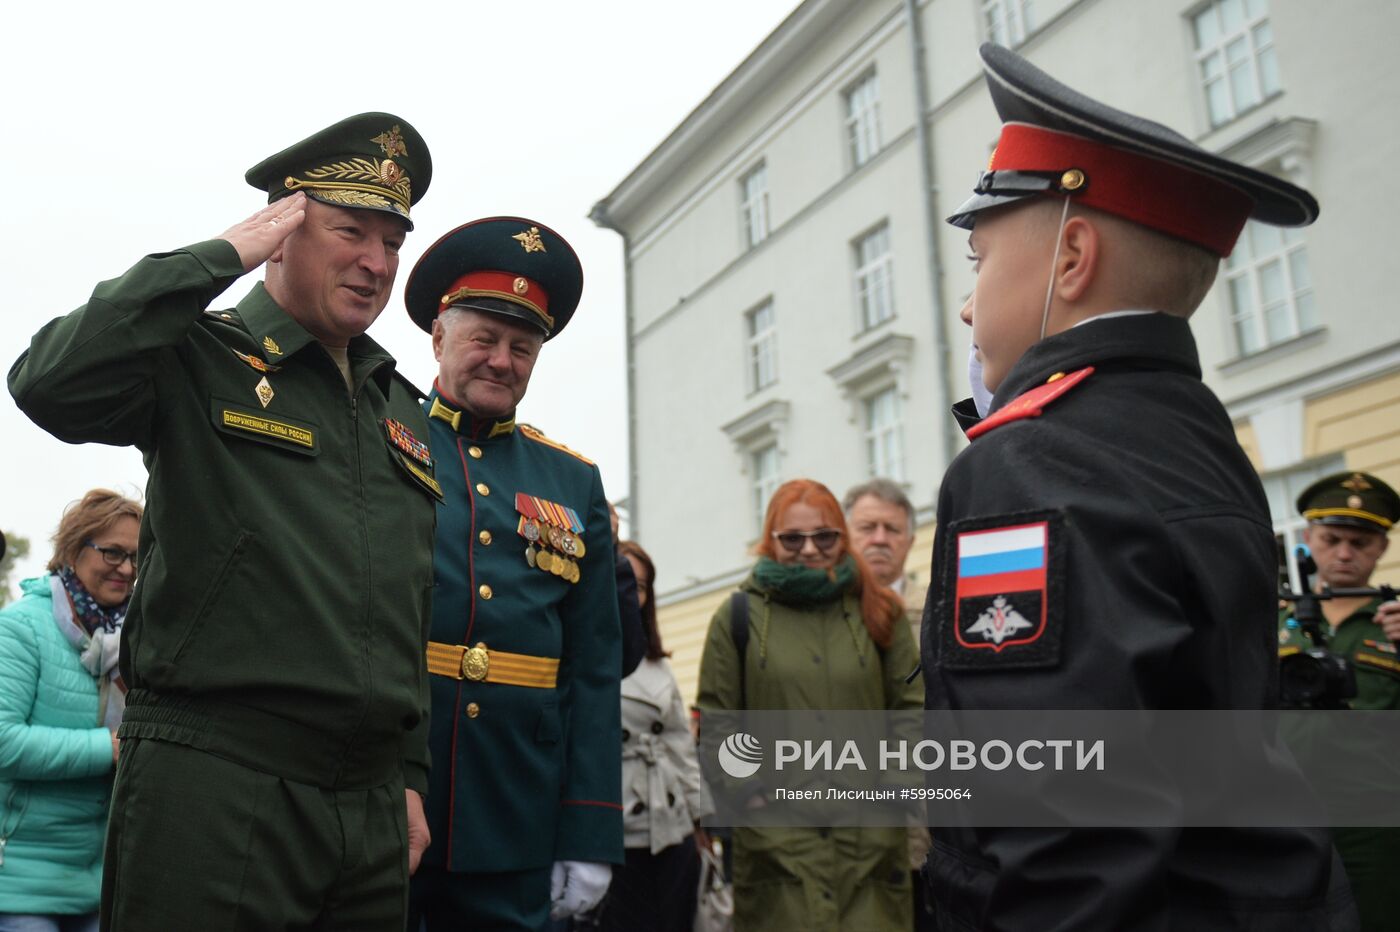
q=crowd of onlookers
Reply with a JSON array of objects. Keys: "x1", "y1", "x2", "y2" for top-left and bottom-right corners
[{"x1": 1, "y1": 475, "x2": 931, "y2": 932}]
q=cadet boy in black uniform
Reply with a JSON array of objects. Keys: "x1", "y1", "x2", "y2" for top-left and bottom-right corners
[
  {"x1": 918, "y1": 45, "x2": 1356, "y2": 930},
  {"x1": 403, "y1": 219, "x2": 624, "y2": 930},
  {"x1": 9, "y1": 114, "x2": 439, "y2": 930}
]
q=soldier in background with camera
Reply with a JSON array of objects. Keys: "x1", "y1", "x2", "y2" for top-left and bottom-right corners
[
  {"x1": 1279, "y1": 471, "x2": 1400, "y2": 710},
  {"x1": 1279, "y1": 470, "x2": 1400, "y2": 932}
]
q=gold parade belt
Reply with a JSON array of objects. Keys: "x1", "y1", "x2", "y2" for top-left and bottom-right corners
[{"x1": 426, "y1": 641, "x2": 559, "y2": 689}]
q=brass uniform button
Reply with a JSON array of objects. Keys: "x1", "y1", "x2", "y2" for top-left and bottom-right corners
[
  {"x1": 1060, "y1": 168, "x2": 1086, "y2": 191},
  {"x1": 479, "y1": 584, "x2": 493, "y2": 600},
  {"x1": 468, "y1": 446, "x2": 483, "y2": 459},
  {"x1": 1047, "y1": 372, "x2": 1066, "y2": 383},
  {"x1": 476, "y1": 483, "x2": 490, "y2": 496},
  {"x1": 479, "y1": 530, "x2": 493, "y2": 545},
  {"x1": 466, "y1": 702, "x2": 480, "y2": 719}
]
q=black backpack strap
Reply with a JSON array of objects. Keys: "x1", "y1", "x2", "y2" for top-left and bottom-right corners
[{"x1": 729, "y1": 591, "x2": 750, "y2": 710}]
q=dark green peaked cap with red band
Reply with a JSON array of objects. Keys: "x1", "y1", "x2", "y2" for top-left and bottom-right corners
[
  {"x1": 405, "y1": 217, "x2": 583, "y2": 340},
  {"x1": 245, "y1": 113, "x2": 431, "y2": 230}
]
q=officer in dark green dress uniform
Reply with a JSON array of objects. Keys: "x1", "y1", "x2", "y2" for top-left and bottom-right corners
[
  {"x1": 1280, "y1": 471, "x2": 1400, "y2": 931},
  {"x1": 9, "y1": 114, "x2": 439, "y2": 931},
  {"x1": 404, "y1": 218, "x2": 624, "y2": 931}
]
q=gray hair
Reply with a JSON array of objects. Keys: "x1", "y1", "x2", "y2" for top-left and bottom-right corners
[{"x1": 842, "y1": 478, "x2": 914, "y2": 528}]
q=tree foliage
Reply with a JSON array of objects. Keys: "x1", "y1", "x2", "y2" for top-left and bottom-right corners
[{"x1": 0, "y1": 531, "x2": 32, "y2": 607}]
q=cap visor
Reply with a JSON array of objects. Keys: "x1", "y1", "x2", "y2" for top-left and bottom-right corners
[
  {"x1": 947, "y1": 191, "x2": 1041, "y2": 229},
  {"x1": 446, "y1": 297, "x2": 550, "y2": 336},
  {"x1": 302, "y1": 190, "x2": 414, "y2": 232}
]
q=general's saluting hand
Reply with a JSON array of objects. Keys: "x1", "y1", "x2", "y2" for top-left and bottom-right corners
[{"x1": 220, "y1": 193, "x2": 307, "y2": 272}]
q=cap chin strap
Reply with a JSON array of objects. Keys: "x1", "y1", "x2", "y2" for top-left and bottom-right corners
[{"x1": 1040, "y1": 196, "x2": 1073, "y2": 341}]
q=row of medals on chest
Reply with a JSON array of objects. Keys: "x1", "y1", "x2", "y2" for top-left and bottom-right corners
[{"x1": 519, "y1": 517, "x2": 585, "y2": 584}]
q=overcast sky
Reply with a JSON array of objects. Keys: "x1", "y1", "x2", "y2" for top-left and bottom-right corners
[{"x1": 0, "y1": 0, "x2": 802, "y2": 592}]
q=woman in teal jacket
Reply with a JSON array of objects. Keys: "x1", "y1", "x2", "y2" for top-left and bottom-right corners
[{"x1": 0, "y1": 490, "x2": 141, "y2": 932}]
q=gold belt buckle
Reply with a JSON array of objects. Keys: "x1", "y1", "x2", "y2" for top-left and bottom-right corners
[{"x1": 461, "y1": 643, "x2": 490, "y2": 681}]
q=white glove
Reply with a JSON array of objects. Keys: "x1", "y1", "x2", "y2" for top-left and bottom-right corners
[{"x1": 549, "y1": 860, "x2": 612, "y2": 920}]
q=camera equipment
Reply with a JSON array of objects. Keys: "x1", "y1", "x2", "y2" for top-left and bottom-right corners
[{"x1": 1278, "y1": 547, "x2": 1396, "y2": 709}]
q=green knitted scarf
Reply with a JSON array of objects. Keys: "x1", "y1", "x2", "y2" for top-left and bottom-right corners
[{"x1": 751, "y1": 555, "x2": 857, "y2": 606}]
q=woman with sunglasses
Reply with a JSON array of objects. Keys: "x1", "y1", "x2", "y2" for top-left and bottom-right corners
[
  {"x1": 697, "y1": 478, "x2": 921, "y2": 931},
  {"x1": 0, "y1": 489, "x2": 141, "y2": 932}
]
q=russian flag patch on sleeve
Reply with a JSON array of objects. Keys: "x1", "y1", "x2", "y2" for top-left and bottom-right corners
[{"x1": 940, "y1": 511, "x2": 1064, "y2": 670}]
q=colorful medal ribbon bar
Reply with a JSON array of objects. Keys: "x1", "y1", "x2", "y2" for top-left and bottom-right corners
[{"x1": 385, "y1": 418, "x2": 433, "y2": 468}]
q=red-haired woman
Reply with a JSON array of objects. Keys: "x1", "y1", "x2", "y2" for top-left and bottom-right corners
[{"x1": 697, "y1": 478, "x2": 921, "y2": 931}]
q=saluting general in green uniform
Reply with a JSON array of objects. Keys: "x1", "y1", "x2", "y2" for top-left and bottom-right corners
[
  {"x1": 404, "y1": 218, "x2": 624, "y2": 931},
  {"x1": 8, "y1": 114, "x2": 440, "y2": 931},
  {"x1": 1280, "y1": 471, "x2": 1400, "y2": 932}
]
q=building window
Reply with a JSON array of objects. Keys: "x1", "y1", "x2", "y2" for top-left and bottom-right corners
[
  {"x1": 1192, "y1": 0, "x2": 1280, "y2": 127},
  {"x1": 983, "y1": 0, "x2": 1035, "y2": 47},
  {"x1": 1225, "y1": 220, "x2": 1316, "y2": 356},
  {"x1": 864, "y1": 386, "x2": 905, "y2": 482},
  {"x1": 746, "y1": 301, "x2": 777, "y2": 392},
  {"x1": 854, "y1": 223, "x2": 894, "y2": 332},
  {"x1": 740, "y1": 162, "x2": 770, "y2": 248},
  {"x1": 844, "y1": 70, "x2": 881, "y2": 169},
  {"x1": 1260, "y1": 455, "x2": 1345, "y2": 594},
  {"x1": 752, "y1": 442, "x2": 782, "y2": 532}
]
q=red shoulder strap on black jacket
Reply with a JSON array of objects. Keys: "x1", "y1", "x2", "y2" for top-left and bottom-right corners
[{"x1": 966, "y1": 366, "x2": 1094, "y2": 440}]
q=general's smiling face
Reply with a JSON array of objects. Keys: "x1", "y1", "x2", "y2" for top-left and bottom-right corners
[
  {"x1": 433, "y1": 309, "x2": 544, "y2": 419},
  {"x1": 271, "y1": 200, "x2": 407, "y2": 345}
]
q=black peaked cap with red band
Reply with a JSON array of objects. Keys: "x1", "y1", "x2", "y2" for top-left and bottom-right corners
[
  {"x1": 948, "y1": 44, "x2": 1319, "y2": 256},
  {"x1": 405, "y1": 217, "x2": 583, "y2": 340}
]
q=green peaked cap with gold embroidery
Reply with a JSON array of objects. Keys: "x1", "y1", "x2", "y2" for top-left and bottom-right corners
[
  {"x1": 1297, "y1": 471, "x2": 1400, "y2": 535},
  {"x1": 245, "y1": 112, "x2": 431, "y2": 230}
]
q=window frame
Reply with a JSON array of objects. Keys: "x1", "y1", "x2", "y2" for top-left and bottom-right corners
[
  {"x1": 1223, "y1": 219, "x2": 1316, "y2": 359},
  {"x1": 843, "y1": 68, "x2": 882, "y2": 170},
  {"x1": 981, "y1": 0, "x2": 1036, "y2": 48},
  {"x1": 1190, "y1": 0, "x2": 1281, "y2": 128},
  {"x1": 739, "y1": 161, "x2": 770, "y2": 249},
  {"x1": 750, "y1": 442, "x2": 783, "y2": 534},
  {"x1": 745, "y1": 299, "x2": 778, "y2": 394},
  {"x1": 1259, "y1": 455, "x2": 1347, "y2": 594},
  {"x1": 853, "y1": 221, "x2": 895, "y2": 333},
  {"x1": 862, "y1": 384, "x2": 906, "y2": 482}
]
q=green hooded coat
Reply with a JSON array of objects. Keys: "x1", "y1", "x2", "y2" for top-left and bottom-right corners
[{"x1": 697, "y1": 562, "x2": 922, "y2": 931}]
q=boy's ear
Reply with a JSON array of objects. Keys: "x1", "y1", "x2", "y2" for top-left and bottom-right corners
[{"x1": 1056, "y1": 215, "x2": 1100, "y2": 303}]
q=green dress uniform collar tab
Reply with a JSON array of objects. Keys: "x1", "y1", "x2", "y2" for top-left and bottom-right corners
[
  {"x1": 238, "y1": 282, "x2": 317, "y2": 363},
  {"x1": 427, "y1": 384, "x2": 516, "y2": 440},
  {"x1": 236, "y1": 282, "x2": 398, "y2": 392}
]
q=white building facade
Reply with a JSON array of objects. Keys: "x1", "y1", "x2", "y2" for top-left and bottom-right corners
[{"x1": 592, "y1": 0, "x2": 1400, "y2": 699}]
